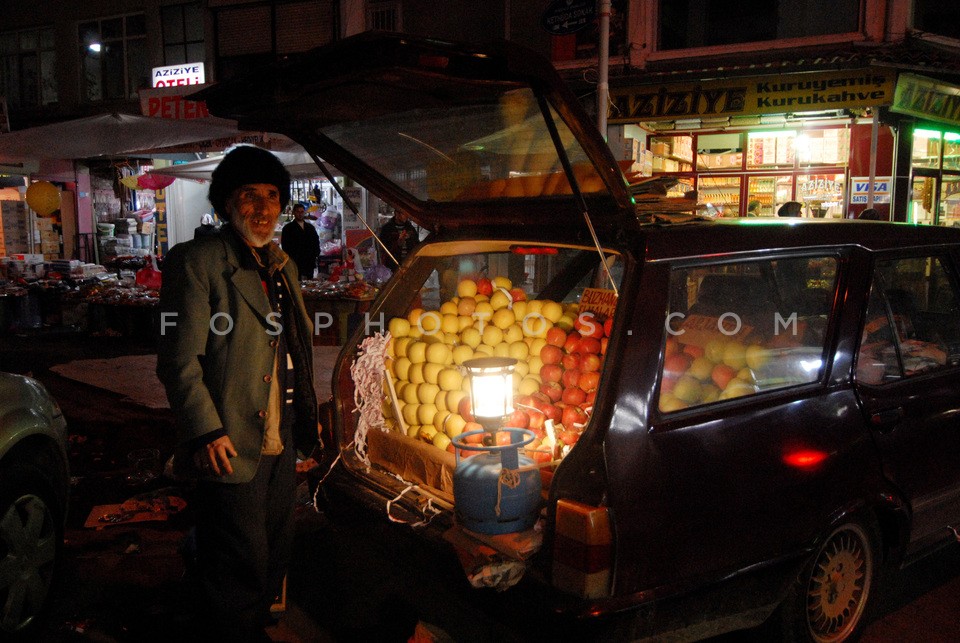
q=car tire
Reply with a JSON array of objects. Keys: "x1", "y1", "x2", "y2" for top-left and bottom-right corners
[
  {"x1": 0, "y1": 462, "x2": 63, "y2": 640},
  {"x1": 777, "y1": 518, "x2": 879, "y2": 643}
]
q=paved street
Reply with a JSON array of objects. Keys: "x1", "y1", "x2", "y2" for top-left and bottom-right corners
[{"x1": 2, "y1": 330, "x2": 959, "y2": 642}]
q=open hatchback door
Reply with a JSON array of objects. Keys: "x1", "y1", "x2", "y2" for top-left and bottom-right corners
[{"x1": 197, "y1": 31, "x2": 636, "y2": 234}]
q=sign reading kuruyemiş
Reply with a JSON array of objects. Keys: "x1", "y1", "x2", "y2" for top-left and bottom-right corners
[
  {"x1": 609, "y1": 69, "x2": 895, "y2": 123},
  {"x1": 891, "y1": 74, "x2": 960, "y2": 127}
]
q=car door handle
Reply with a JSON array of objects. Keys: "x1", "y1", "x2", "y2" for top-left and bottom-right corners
[{"x1": 870, "y1": 407, "x2": 903, "y2": 429}]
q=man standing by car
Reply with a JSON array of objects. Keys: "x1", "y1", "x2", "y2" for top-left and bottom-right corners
[
  {"x1": 156, "y1": 145, "x2": 318, "y2": 640},
  {"x1": 379, "y1": 209, "x2": 419, "y2": 270},
  {"x1": 281, "y1": 202, "x2": 320, "y2": 279}
]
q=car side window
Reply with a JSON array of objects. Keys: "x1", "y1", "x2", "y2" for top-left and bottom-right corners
[
  {"x1": 856, "y1": 255, "x2": 960, "y2": 384},
  {"x1": 658, "y1": 256, "x2": 837, "y2": 413}
]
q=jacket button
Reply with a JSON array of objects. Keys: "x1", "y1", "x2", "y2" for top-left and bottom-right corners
[
  {"x1": 269, "y1": 340, "x2": 278, "y2": 348},
  {"x1": 257, "y1": 410, "x2": 267, "y2": 418},
  {"x1": 263, "y1": 374, "x2": 272, "y2": 383}
]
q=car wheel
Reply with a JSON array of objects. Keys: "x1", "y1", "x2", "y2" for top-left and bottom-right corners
[
  {"x1": 780, "y1": 519, "x2": 878, "y2": 643},
  {"x1": 0, "y1": 464, "x2": 62, "y2": 640}
]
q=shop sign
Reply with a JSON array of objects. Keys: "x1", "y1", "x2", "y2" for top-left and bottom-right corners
[
  {"x1": 850, "y1": 177, "x2": 892, "y2": 204},
  {"x1": 151, "y1": 63, "x2": 205, "y2": 88},
  {"x1": 541, "y1": 0, "x2": 596, "y2": 35},
  {"x1": 140, "y1": 85, "x2": 211, "y2": 120},
  {"x1": 891, "y1": 74, "x2": 960, "y2": 127},
  {"x1": 579, "y1": 288, "x2": 618, "y2": 319},
  {"x1": 609, "y1": 68, "x2": 894, "y2": 123},
  {"x1": 798, "y1": 177, "x2": 843, "y2": 201}
]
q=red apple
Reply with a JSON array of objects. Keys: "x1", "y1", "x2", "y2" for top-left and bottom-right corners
[
  {"x1": 561, "y1": 353, "x2": 581, "y2": 371},
  {"x1": 683, "y1": 343, "x2": 705, "y2": 359},
  {"x1": 585, "y1": 390, "x2": 597, "y2": 406},
  {"x1": 540, "y1": 363, "x2": 563, "y2": 383},
  {"x1": 558, "y1": 429, "x2": 581, "y2": 446},
  {"x1": 476, "y1": 277, "x2": 493, "y2": 296},
  {"x1": 711, "y1": 363, "x2": 738, "y2": 390},
  {"x1": 462, "y1": 422, "x2": 484, "y2": 443},
  {"x1": 458, "y1": 395, "x2": 475, "y2": 422},
  {"x1": 527, "y1": 411, "x2": 546, "y2": 430},
  {"x1": 506, "y1": 409, "x2": 530, "y2": 429},
  {"x1": 664, "y1": 353, "x2": 692, "y2": 379},
  {"x1": 562, "y1": 404, "x2": 588, "y2": 428},
  {"x1": 529, "y1": 448, "x2": 553, "y2": 464},
  {"x1": 562, "y1": 386, "x2": 587, "y2": 406},
  {"x1": 563, "y1": 332, "x2": 583, "y2": 354},
  {"x1": 578, "y1": 370, "x2": 600, "y2": 391},
  {"x1": 540, "y1": 344, "x2": 563, "y2": 365},
  {"x1": 542, "y1": 403, "x2": 562, "y2": 422},
  {"x1": 509, "y1": 287, "x2": 527, "y2": 302},
  {"x1": 540, "y1": 381, "x2": 563, "y2": 403},
  {"x1": 562, "y1": 368, "x2": 582, "y2": 389},
  {"x1": 580, "y1": 353, "x2": 602, "y2": 373},
  {"x1": 575, "y1": 313, "x2": 604, "y2": 339},
  {"x1": 665, "y1": 336, "x2": 680, "y2": 357},
  {"x1": 578, "y1": 337, "x2": 602, "y2": 355},
  {"x1": 660, "y1": 375, "x2": 678, "y2": 394},
  {"x1": 600, "y1": 337, "x2": 609, "y2": 355},
  {"x1": 495, "y1": 431, "x2": 513, "y2": 446},
  {"x1": 603, "y1": 317, "x2": 613, "y2": 338},
  {"x1": 546, "y1": 326, "x2": 568, "y2": 347}
]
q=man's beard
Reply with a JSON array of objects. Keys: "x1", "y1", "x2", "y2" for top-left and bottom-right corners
[{"x1": 232, "y1": 215, "x2": 275, "y2": 247}]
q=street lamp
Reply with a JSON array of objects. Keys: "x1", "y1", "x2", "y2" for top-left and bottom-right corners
[{"x1": 464, "y1": 357, "x2": 516, "y2": 443}]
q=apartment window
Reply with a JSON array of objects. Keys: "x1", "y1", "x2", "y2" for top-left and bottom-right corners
[
  {"x1": 659, "y1": 0, "x2": 860, "y2": 50},
  {"x1": 79, "y1": 14, "x2": 149, "y2": 101},
  {"x1": 367, "y1": 1, "x2": 401, "y2": 32},
  {"x1": 914, "y1": 0, "x2": 960, "y2": 40},
  {"x1": 0, "y1": 27, "x2": 58, "y2": 108},
  {"x1": 162, "y1": 2, "x2": 205, "y2": 65}
]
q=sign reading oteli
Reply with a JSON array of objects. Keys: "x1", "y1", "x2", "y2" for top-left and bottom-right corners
[{"x1": 151, "y1": 63, "x2": 205, "y2": 88}]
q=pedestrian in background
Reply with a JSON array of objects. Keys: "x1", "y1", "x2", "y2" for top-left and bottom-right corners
[
  {"x1": 379, "y1": 209, "x2": 419, "y2": 270},
  {"x1": 858, "y1": 207, "x2": 885, "y2": 221},
  {"x1": 157, "y1": 145, "x2": 319, "y2": 641},
  {"x1": 193, "y1": 213, "x2": 219, "y2": 238},
  {"x1": 281, "y1": 202, "x2": 321, "y2": 279},
  {"x1": 778, "y1": 201, "x2": 803, "y2": 217}
]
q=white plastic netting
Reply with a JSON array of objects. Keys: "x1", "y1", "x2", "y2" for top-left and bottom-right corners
[{"x1": 349, "y1": 332, "x2": 390, "y2": 466}]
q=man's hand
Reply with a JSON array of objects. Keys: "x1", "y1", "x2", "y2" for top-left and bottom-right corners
[{"x1": 194, "y1": 435, "x2": 238, "y2": 476}]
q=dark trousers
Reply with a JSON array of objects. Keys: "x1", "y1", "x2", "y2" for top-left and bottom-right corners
[{"x1": 194, "y1": 440, "x2": 297, "y2": 639}]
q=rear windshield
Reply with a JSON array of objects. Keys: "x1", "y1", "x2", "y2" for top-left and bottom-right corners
[
  {"x1": 360, "y1": 241, "x2": 622, "y2": 467},
  {"x1": 658, "y1": 255, "x2": 838, "y2": 413},
  {"x1": 319, "y1": 88, "x2": 608, "y2": 203}
]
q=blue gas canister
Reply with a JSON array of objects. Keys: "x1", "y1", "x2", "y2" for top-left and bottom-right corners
[{"x1": 452, "y1": 428, "x2": 542, "y2": 535}]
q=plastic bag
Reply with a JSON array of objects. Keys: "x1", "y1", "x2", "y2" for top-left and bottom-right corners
[{"x1": 135, "y1": 255, "x2": 162, "y2": 290}]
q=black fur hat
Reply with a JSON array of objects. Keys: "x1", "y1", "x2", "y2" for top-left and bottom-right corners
[{"x1": 208, "y1": 145, "x2": 290, "y2": 219}]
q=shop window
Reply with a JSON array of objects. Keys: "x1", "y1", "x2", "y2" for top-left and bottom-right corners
[
  {"x1": 697, "y1": 133, "x2": 742, "y2": 170},
  {"x1": 162, "y1": 2, "x2": 205, "y2": 66},
  {"x1": 857, "y1": 256, "x2": 960, "y2": 384},
  {"x1": 658, "y1": 0, "x2": 860, "y2": 51},
  {"x1": 367, "y1": 1, "x2": 402, "y2": 31},
  {"x1": 746, "y1": 131, "x2": 796, "y2": 169},
  {"x1": 79, "y1": 14, "x2": 148, "y2": 101},
  {"x1": 698, "y1": 176, "x2": 740, "y2": 217},
  {"x1": 912, "y1": 128, "x2": 943, "y2": 170},
  {"x1": 649, "y1": 135, "x2": 693, "y2": 172},
  {"x1": 658, "y1": 256, "x2": 837, "y2": 413},
  {"x1": 0, "y1": 26, "x2": 57, "y2": 108}
]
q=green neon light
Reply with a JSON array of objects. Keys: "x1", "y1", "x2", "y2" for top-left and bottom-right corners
[
  {"x1": 915, "y1": 128, "x2": 942, "y2": 139},
  {"x1": 945, "y1": 132, "x2": 960, "y2": 142}
]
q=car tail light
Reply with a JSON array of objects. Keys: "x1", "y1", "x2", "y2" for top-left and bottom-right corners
[{"x1": 552, "y1": 498, "x2": 612, "y2": 599}]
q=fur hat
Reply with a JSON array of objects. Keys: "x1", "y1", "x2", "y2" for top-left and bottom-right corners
[{"x1": 208, "y1": 145, "x2": 290, "y2": 219}]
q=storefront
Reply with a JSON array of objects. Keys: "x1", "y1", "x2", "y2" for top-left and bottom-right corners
[
  {"x1": 890, "y1": 74, "x2": 960, "y2": 226},
  {"x1": 610, "y1": 67, "x2": 898, "y2": 218}
]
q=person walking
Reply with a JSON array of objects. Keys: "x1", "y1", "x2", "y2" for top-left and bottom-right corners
[
  {"x1": 156, "y1": 145, "x2": 319, "y2": 641},
  {"x1": 281, "y1": 202, "x2": 321, "y2": 279},
  {"x1": 379, "y1": 209, "x2": 419, "y2": 270}
]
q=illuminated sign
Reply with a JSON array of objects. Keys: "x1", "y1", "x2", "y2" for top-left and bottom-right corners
[
  {"x1": 609, "y1": 69, "x2": 895, "y2": 123},
  {"x1": 151, "y1": 63, "x2": 205, "y2": 88},
  {"x1": 850, "y1": 177, "x2": 892, "y2": 204},
  {"x1": 892, "y1": 74, "x2": 960, "y2": 127}
]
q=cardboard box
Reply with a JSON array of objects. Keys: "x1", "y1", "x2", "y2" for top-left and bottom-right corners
[{"x1": 365, "y1": 426, "x2": 456, "y2": 501}]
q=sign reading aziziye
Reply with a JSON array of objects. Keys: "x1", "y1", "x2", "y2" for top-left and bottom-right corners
[
  {"x1": 891, "y1": 73, "x2": 960, "y2": 127},
  {"x1": 609, "y1": 69, "x2": 894, "y2": 122}
]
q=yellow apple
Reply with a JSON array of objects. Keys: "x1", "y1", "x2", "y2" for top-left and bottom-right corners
[
  {"x1": 439, "y1": 301, "x2": 458, "y2": 316},
  {"x1": 673, "y1": 374, "x2": 703, "y2": 404},
  {"x1": 481, "y1": 325, "x2": 504, "y2": 347},
  {"x1": 541, "y1": 301, "x2": 563, "y2": 323},
  {"x1": 417, "y1": 403, "x2": 439, "y2": 426},
  {"x1": 392, "y1": 357, "x2": 412, "y2": 382},
  {"x1": 407, "y1": 341, "x2": 427, "y2": 364},
  {"x1": 438, "y1": 367, "x2": 464, "y2": 392},
  {"x1": 417, "y1": 382, "x2": 440, "y2": 405},
  {"x1": 423, "y1": 362, "x2": 443, "y2": 384},
  {"x1": 402, "y1": 403, "x2": 420, "y2": 426},
  {"x1": 452, "y1": 344, "x2": 474, "y2": 365},
  {"x1": 457, "y1": 279, "x2": 478, "y2": 298},
  {"x1": 722, "y1": 341, "x2": 747, "y2": 370},
  {"x1": 418, "y1": 424, "x2": 438, "y2": 443},
  {"x1": 519, "y1": 377, "x2": 540, "y2": 396},
  {"x1": 473, "y1": 344, "x2": 494, "y2": 357},
  {"x1": 432, "y1": 432, "x2": 452, "y2": 451},
  {"x1": 388, "y1": 317, "x2": 411, "y2": 338},
  {"x1": 493, "y1": 276, "x2": 512, "y2": 290},
  {"x1": 457, "y1": 297, "x2": 477, "y2": 317},
  {"x1": 509, "y1": 341, "x2": 530, "y2": 361},
  {"x1": 401, "y1": 382, "x2": 420, "y2": 405},
  {"x1": 490, "y1": 289, "x2": 512, "y2": 310},
  {"x1": 492, "y1": 307, "x2": 515, "y2": 329},
  {"x1": 658, "y1": 393, "x2": 688, "y2": 413},
  {"x1": 441, "y1": 314, "x2": 460, "y2": 334},
  {"x1": 687, "y1": 356, "x2": 715, "y2": 381},
  {"x1": 408, "y1": 362, "x2": 425, "y2": 385},
  {"x1": 503, "y1": 324, "x2": 524, "y2": 344},
  {"x1": 460, "y1": 327, "x2": 481, "y2": 349},
  {"x1": 443, "y1": 413, "x2": 467, "y2": 438},
  {"x1": 425, "y1": 342, "x2": 453, "y2": 365},
  {"x1": 745, "y1": 344, "x2": 770, "y2": 371}
]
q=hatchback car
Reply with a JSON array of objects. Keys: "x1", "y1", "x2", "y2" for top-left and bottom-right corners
[
  {"x1": 0, "y1": 372, "x2": 69, "y2": 639},
  {"x1": 200, "y1": 33, "x2": 960, "y2": 641}
]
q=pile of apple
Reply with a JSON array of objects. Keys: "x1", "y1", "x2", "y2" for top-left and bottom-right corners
[
  {"x1": 382, "y1": 275, "x2": 612, "y2": 463},
  {"x1": 657, "y1": 334, "x2": 771, "y2": 413}
]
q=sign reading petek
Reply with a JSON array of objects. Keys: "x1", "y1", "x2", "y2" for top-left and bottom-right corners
[{"x1": 151, "y1": 63, "x2": 205, "y2": 88}]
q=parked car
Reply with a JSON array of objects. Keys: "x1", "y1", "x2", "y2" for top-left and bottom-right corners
[
  {"x1": 200, "y1": 33, "x2": 960, "y2": 641},
  {"x1": 0, "y1": 372, "x2": 69, "y2": 639}
]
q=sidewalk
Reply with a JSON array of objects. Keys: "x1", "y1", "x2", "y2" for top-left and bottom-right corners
[{"x1": 0, "y1": 331, "x2": 338, "y2": 642}]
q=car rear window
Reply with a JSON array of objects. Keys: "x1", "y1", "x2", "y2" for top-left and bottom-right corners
[{"x1": 658, "y1": 255, "x2": 838, "y2": 413}]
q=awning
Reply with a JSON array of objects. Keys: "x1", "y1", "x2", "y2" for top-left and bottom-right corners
[
  {"x1": 148, "y1": 150, "x2": 336, "y2": 182},
  {"x1": 0, "y1": 112, "x2": 282, "y2": 163}
]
